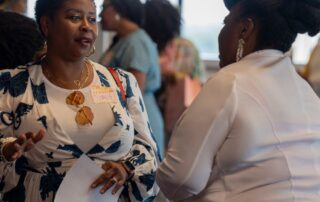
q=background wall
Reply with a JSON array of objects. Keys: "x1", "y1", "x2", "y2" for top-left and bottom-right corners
[{"x1": 26, "y1": 0, "x2": 320, "y2": 76}]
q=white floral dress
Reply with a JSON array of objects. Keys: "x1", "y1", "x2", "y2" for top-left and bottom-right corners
[{"x1": 0, "y1": 61, "x2": 160, "y2": 202}]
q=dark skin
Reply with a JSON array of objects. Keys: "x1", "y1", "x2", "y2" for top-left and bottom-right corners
[
  {"x1": 91, "y1": 161, "x2": 128, "y2": 194},
  {"x1": 39, "y1": 0, "x2": 98, "y2": 89},
  {"x1": 42, "y1": 0, "x2": 129, "y2": 194},
  {"x1": 3, "y1": 130, "x2": 45, "y2": 161},
  {"x1": 99, "y1": 0, "x2": 146, "y2": 92},
  {"x1": 218, "y1": 2, "x2": 259, "y2": 68}
]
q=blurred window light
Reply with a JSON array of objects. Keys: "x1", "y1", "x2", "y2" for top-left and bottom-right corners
[
  {"x1": 181, "y1": 0, "x2": 228, "y2": 61},
  {"x1": 26, "y1": 0, "x2": 319, "y2": 65},
  {"x1": 181, "y1": 0, "x2": 319, "y2": 64},
  {"x1": 292, "y1": 34, "x2": 320, "y2": 65}
]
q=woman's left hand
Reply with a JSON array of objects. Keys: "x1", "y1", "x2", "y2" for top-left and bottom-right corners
[{"x1": 91, "y1": 161, "x2": 128, "y2": 194}]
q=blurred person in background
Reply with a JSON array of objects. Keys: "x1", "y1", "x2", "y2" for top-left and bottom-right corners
[
  {"x1": 157, "y1": 37, "x2": 206, "y2": 137},
  {"x1": 99, "y1": 0, "x2": 165, "y2": 157},
  {"x1": 156, "y1": 0, "x2": 320, "y2": 201},
  {"x1": 160, "y1": 37, "x2": 206, "y2": 83},
  {"x1": 143, "y1": 0, "x2": 182, "y2": 143},
  {"x1": 144, "y1": 0, "x2": 205, "y2": 141},
  {"x1": 0, "y1": 11, "x2": 44, "y2": 69},
  {"x1": 0, "y1": 0, "x2": 27, "y2": 15}
]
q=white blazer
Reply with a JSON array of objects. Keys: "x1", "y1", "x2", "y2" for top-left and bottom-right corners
[{"x1": 157, "y1": 50, "x2": 320, "y2": 202}]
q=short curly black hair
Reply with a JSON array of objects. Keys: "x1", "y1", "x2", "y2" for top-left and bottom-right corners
[
  {"x1": 35, "y1": 0, "x2": 95, "y2": 35},
  {"x1": 109, "y1": 0, "x2": 144, "y2": 27},
  {"x1": 224, "y1": 0, "x2": 320, "y2": 52},
  {"x1": 0, "y1": 12, "x2": 44, "y2": 69},
  {"x1": 143, "y1": 0, "x2": 181, "y2": 53}
]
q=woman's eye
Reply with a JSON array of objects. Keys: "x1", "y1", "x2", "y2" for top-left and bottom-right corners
[
  {"x1": 89, "y1": 17, "x2": 97, "y2": 24},
  {"x1": 69, "y1": 16, "x2": 81, "y2": 21}
]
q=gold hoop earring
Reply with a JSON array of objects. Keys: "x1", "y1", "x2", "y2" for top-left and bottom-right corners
[
  {"x1": 43, "y1": 41, "x2": 47, "y2": 50},
  {"x1": 87, "y1": 45, "x2": 96, "y2": 57},
  {"x1": 33, "y1": 41, "x2": 47, "y2": 62},
  {"x1": 115, "y1": 14, "x2": 120, "y2": 21},
  {"x1": 236, "y1": 38, "x2": 245, "y2": 62}
]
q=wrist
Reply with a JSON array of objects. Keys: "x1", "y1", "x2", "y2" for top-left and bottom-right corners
[
  {"x1": 0, "y1": 137, "x2": 17, "y2": 163},
  {"x1": 121, "y1": 159, "x2": 135, "y2": 179}
]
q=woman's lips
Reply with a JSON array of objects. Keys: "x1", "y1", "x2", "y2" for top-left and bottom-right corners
[{"x1": 75, "y1": 37, "x2": 93, "y2": 47}]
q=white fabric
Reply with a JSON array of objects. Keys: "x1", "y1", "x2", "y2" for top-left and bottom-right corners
[
  {"x1": 157, "y1": 50, "x2": 320, "y2": 202},
  {"x1": 0, "y1": 61, "x2": 160, "y2": 202},
  {"x1": 43, "y1": 69, "x2": 114, "y2": 152}
]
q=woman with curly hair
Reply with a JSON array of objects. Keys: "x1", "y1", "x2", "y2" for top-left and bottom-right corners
[
  {"x1": 99, "y1": 0, "x2": 166, "y2": 157},
  {"x1": 156, "y1": 0, "x2": 320, "y2": 201}
]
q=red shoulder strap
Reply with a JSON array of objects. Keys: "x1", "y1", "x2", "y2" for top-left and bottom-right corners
[{"x1": 107, "y1": 67, "x2": 126, "y2": 101}]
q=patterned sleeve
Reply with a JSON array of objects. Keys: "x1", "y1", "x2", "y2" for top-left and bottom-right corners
[
  {"x1": 0, "y1": 68, "x2": 28, "y2": 196},
  {"x1": 119, "y1": 70, "x2": 160, "y2": 201}
]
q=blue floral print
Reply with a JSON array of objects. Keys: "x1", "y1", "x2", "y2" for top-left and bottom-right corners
[{"x1": 0, "y1": 63, "x2": 160, "y2": 202}]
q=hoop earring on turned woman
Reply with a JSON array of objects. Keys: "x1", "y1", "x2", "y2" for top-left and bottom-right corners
[
  {"x1": 115, "y1": 13, "x2": 121, "y2": 21},
  {"x1": 33, "y1": 41, "x2": 48, "y2": 61},
  {"x1": 236, "y1": 38, "x2": 245, "y2": 62}
]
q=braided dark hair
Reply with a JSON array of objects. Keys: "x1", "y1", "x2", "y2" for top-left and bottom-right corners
[
  {"x1": 0, "y1": 12, "x2": 44, "y2": 69},
  {"x1": 224, "y1": 0, "x2": 320, "y2": 52}
]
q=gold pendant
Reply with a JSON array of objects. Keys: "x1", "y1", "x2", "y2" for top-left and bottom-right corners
[{"x1": 75, "y1": 106, "x2": 94, "y2": 125}]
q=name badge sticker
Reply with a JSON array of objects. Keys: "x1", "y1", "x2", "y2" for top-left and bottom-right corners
[{"x1": 91, "y1": 85, "x2": 117, "y2": 104}]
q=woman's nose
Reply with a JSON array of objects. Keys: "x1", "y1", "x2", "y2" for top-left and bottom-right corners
[{"x1": 80, "y1": 19, "x2": 91, "y2": 32}]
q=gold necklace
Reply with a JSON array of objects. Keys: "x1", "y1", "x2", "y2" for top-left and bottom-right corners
[
  {"x1": 75, "y1": 61, "x2": 94, "y2": 125},
  {"x1": 43, "y1": 62, "x2": 88, "y2": 89},
  {"x1": 43, "y1": 61, "x2": 94, "y2": 125}
]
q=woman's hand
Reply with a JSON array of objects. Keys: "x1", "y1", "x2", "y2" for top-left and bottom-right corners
[
  {"x1": 91, "y1": 161, "x2": 128, "y2": 195},
  {"x1": 2, "y1": 129, "x2": 45, "y2": 161}
]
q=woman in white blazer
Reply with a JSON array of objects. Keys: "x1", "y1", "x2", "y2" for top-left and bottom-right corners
[{"x1": 156, "y1": 0, "x2": 320, "y2": 201}]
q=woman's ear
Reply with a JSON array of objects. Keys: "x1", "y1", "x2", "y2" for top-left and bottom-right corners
[
  {"x1": 240, "y1": 18, "x2": 255, "y2": 40},
  {"x1": 40, "y1": 16, "x2": 50, "y2": 38}
]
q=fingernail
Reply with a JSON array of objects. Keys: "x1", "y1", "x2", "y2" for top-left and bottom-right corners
[
  {"x1": 91, "y1": 183, "x2": 96, "y2": 188},
  {"x1": 100, "y1": 189, "x2": 104, "y2": 194}
]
